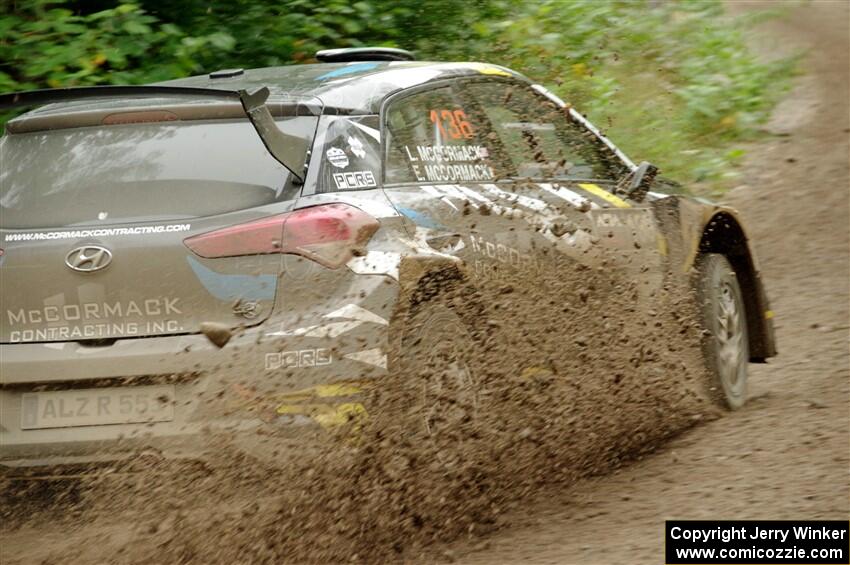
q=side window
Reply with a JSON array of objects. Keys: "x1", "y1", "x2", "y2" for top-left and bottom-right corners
[
  {"x1": 316, "y1": 116, "x2": 382, "y2": 193},
  {"x1": 462, "y1": 81, "x2": 627, "y2": 181},
  {"x1": 384, "y1": 86, "x2": 509, "y2": 185}
]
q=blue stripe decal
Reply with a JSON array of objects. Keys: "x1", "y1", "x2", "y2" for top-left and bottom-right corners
[
  {"x1": 397, "y1": 207, "x2": 444, "y2": 230},
  {"x1": 187, "y1": 255, "x2": 276, "y2": 301},
  {"x1": 315, "y1": 63, "x2": 380, "y2": 81}
]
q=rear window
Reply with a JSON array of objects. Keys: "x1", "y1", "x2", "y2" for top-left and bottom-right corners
[{"x1": 0, "y1": 116, "x2": 317, "y2": 229}]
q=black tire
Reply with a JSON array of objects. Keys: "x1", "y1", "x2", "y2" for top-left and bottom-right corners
[
  {"x1": 395, "y1": 297, "x2": 482, "y2": 464},
  {"x1": 695, "y1": 253, "x2": 750, "y2": 409}
]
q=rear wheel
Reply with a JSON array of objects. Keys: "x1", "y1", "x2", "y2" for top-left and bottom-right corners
[
  {"x1": 696, "y1": 253, "x2": 749, "y2": 409},
  {"x1": 396, "y1": 297, "x2": 481, "y2": 465}
]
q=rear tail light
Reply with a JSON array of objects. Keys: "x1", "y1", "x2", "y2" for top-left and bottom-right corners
[{"x1": 184, "y1": 203, "x2": 379, "y2": 269}]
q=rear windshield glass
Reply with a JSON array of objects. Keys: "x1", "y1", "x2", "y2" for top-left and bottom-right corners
[{"x1": 0, "y1": 117, "x2": 317, "y2": 229}]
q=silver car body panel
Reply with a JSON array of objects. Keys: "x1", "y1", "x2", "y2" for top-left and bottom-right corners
[{"x1": 0, "y1": 61, "x2": 775, "y2": 470}]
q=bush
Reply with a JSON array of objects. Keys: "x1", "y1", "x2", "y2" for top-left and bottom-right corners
[
  {"x1": 0, "y1": 1, "x2": 235, "y2": 90},
  {"x1": 0, "y1": 0, "x2": 794, "y2": 192},
  {"x1": 443, "y1": 0, "x2": 796, "y2": 190}
]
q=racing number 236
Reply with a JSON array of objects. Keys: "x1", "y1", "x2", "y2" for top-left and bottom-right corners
[{"x1": 430, "y1": 108, "x2": 474, "y2": 140}]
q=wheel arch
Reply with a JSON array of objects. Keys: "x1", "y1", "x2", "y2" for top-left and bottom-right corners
[
  {"x1": 388, "y1": 254, "x2": 468, "y2": 330},
  {"x1": 695, "y1": 210, "x2": 776, "y2": 361},
  {"x1": 385, "y1": 255, "x2": 481, "y2": 365},
  {"x1": 402, "y1": 260, "x2": 468, "y2": 312}
]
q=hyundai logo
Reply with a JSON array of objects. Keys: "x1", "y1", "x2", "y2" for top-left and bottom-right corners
[{"x1": 65, "y1": 245, "x2": 113, "y2": 272}]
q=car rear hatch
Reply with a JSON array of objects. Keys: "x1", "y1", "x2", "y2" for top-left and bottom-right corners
[{"x1": 0, "y1": 93, "x2": 320, "y2": 344}]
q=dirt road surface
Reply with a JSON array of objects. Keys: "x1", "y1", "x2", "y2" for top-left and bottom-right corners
[
  {"x1": 451, "y1": 1, "x2": 850, "y2": 562},
  {"x1": 1, "y1": 2, "x2": 847, "y2": 564}
]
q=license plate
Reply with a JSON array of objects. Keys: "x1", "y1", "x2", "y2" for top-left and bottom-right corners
[{"x1": 20, "y1": 385, "x2": 175, "y2": 430}]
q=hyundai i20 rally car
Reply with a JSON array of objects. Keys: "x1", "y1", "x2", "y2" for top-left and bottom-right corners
[{"x1": 0, "y1": 47, "x2": 775, "y2": 472}]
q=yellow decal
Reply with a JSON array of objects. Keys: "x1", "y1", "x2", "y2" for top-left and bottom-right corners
[
  {"x1": 226, "y1": 380, "x2": 370, "y2": 433},
  {"x1": 519, "y1": 366, "x2": 553, "y2": 380},
  {"x1": 313, "y1": 403, "x2": 368, "y2": 430},
  {"x1": 656, "y1": 233, "x2": 668, "y2": 256},
  {"x1": 276, "y1": 402, "x2": 368, "y2": 431},
  {"x1": 273, "y1": 381, "x2": 369, "y2": 431},
  {"x1": 765, "y1": 310, "x2": 775, "y2": 320},
  {"x1": 578, "y1": 183, "x2": 631, "y2": 208},
  {"x1": 276, "y1": 403, "x2": 322, "y2": 415},
  {"x1": 313, "y1": 383, "x2": 364, "y2": 398},
  {"x1": 464, "y1": 63, "x2": 512, "y2": 77},
  {"x1": 275, "y1": 382, "x2": 365, "y2": 401}
]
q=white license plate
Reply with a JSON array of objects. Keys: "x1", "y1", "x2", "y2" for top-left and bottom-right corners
[{"x1": 21, "y1": 385, "x2": 175, "y2": 430}]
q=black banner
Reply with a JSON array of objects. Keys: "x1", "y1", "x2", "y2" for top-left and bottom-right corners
[{"x1": 666, "y1": 520, "x2": 849, "y2": 564}]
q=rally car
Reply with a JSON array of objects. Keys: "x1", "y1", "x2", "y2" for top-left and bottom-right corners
[{"x1": 0, "y1": 47, "x2": 775, "y2": 472}]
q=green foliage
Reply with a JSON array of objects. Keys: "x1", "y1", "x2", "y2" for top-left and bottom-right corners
[
  {"x1": 0, "y1": 1, "x2": 236, "y2": 89},
  {"x1": 435, "y1": 0, "x2": 796, "y2": 191},
  {"x1": 0, "y1": 0, "x2": 794, "y2": 192}
]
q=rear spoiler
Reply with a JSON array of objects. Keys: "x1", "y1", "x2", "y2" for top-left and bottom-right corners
[{"x1": 0, "y1": 85, "x2": 314, "y2": 184}]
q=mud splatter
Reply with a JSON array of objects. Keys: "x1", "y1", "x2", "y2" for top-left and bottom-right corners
[{"x1": 1, "y1": 251, "x2": 715, "y2": 564}]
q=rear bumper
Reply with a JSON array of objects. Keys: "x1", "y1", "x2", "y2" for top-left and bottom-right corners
[
  {"x1": 2, "y1": 330, "x2": 266, "y2": 385},
  {"x1": 1, "y1": 272, "x2": 399, "y2": 469},
  {"x1": 0, "y1": 415, "x2": 329, "y2": 473}
]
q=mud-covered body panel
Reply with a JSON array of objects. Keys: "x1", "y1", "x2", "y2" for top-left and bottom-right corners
[
  {"x1": 0, "y1": 264, "x2": 399, "y2": 467},
  {"x1": 0, "y1": 59, "x2": 774, "y2": 470}
]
